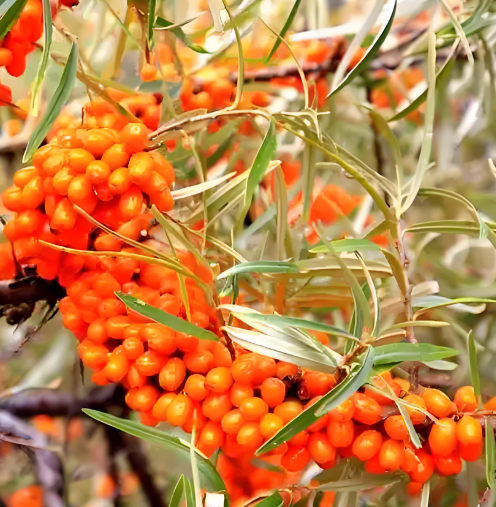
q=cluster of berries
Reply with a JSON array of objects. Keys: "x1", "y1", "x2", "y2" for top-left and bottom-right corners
[{"x1": 0, "y1": 95, "x2": 174, "y2": 284}]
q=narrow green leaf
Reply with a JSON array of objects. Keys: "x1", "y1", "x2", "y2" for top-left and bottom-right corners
[
  {"x1": 116, "y1": 293, "x2": 219, "y2": 342},
  {"x1": 412, "y1": 296, "x2": 495, "y2": 317},
  {"x1": 381, "y1": 249, "x2": 407, "y2": 297},
  {"x1": 148, "y1": 0, "x2": 156, "y2": 49},
  {"x1": 219, "y1": 305, "x2": 357, "y2": 340},
  {"x1": 184, "y1": 477, "x2": 196, "y2": 507},
  {"x1": 30, "y1": 0, "x2": 52, "y2": 116},
  {"x1": 317, "y1": 471, "x2": 404, "y2": 492},
  {"x1": 256, "y1": 348, "x2": 375, "y2": 455},
  {"x1": 438, "y1": 0, "x2": 473, "y2": 64},
  {"x1": 420, "y1": 480, "x2": 430, "y2": 507},
  {"x1": 422, "y1": 360, "x2": 458, "y2": 371},
  {"x1": 395, "y1": 398, "x2": 422, "y2": 449},
  {"x1": 327, "y1": 0, "x2": 396, "y2": 98},
  {"x1": 406, "y1": 220, "x2": 481, "y2": 235},
  {"x1": 155, "y1": 17, "x2": 210, "y2": 53},
  {"x1": 467, "y1": 330, "x2": 482, "y2": 407},
  {"x1": 373, "y1": 343, "x2": 459, "y2": 364},
  {"x1": 170, "y1": 476, "x2": 186, "y2": 507},
  {"x1": 82, "y1": 410, "x2": 225, "y2": 492},
  {"x1": 309, "y1": 239, "x2": 380, "y2": 254},
  {"x1": 255, "y1": 492, "x2": 284, "y2": 507},
  {"x1": 0, "y1": 0, "x2": 27, "y2": 39},
  {"x1": 486, "y1": 418, "x2": 496, "y2": 488},
  {"x1": 237, "y1": 118, "x2": 277, "y2": 226},
  {"x1": 264, "y1": 0, "x2": 302, "y2": 63},
  {"x1": 384, "y1": 321, "x2": 450, "y2": 331},
  {"x1": 23, "y1": 43, "x2": 78, "y2": 163},
  {"x1": 401, "y1": 30, "x2": 436, "y2": 213},
  {"x1": 217, "y1": 261, "x2": 298, "y2": 280}
]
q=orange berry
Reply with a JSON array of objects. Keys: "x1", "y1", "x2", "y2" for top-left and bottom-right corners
[
  {"x1": 429, "y1": 418, "x2": 457, "y2": 457},
  {"x1": 379, "y1": 438, "x2": 405, "y2": 471},
  {"x1": 159, "y1": 357, "x2": 186, "y2": 391},
  {"x1": 484, "y1": 396, "x2": 496, "y2": 411},
  {"x1": 51, "y1": 198, "x2": 77, "y2": 230},
  {"x1": 221, "y1": 409, "x2": 246, "y2": 435},
  {"x1": 365, "y1": 452, "x2": 387, "y2": 474},
  {"x1": 108, "y1": 167, "x2": 131, "y2": 194},
  {"x1": 135, "y1": 350, "x2": 167, "y2": 376},
  {"x1": 167, "y1": 393, "x2": 193, "y2": 426},
  {"x1": 10, "y1": 485, "x2": 43, "y2": 507},
  {"x1": 237, "y1": 422, "x2": 263, "y2": 449},
  {"x1": 409, "y1": 449, "x2": 435, "y2": 483},
  {"x1": 141, "y1": 324, "x2": 177, "y2": 355},
  {"x1": 260, "y1": 413, "x2": 284, "y2": 439},
  {"x1": 352, "y1": 393, "x2": 382, "y2": 425},
  {"x1": 406, "y1": 482, "x2": 422, "y2": 496},
  {"x1": 454, "y1": 386, "x2": 478, "y2": 412},
  {"x1": 22, "y1": 176, "x2": 44, "y2": 208},
  {"x1": 185, "y1": 374, "x2": 208, "y2": 401},
  {"x1": 421, "y1": 388, "x2": 454, "y2": 418},
  {"x1": 456, "y1": 416, "x2": 482, "y2": 446},
  {"x1": 276, "y1": 361, "x2": 298, "y2": 379},
  {"x1": 458, "y1": 440, "x2": 483, "y2": 462},
  {"x1": 84, "y1": 130, "x2": 115, "y2": 157},
  {"x1": 205, "y1": 366, "x2": 233, "y2": 393},
  {"x1": 435, "y1": 453, "x2": 462, "y2": 476},
  {"x1": 101, "y1": 143, "x2": 131, "y2": 170},
  {"x1": 239, "y1": 397, "x2": 269, "y2": 421},
  {"x1": 403, "y1": 394, "x2": 427, "y2": 425},
  {"x1": 105, "y1": 315, "x2": 132, "y2": 339},
  {"x1": 230, "y1": 382, "x2": 254, "y2": 407},
  {"x1": 274, "y1": 399, "x2": 303, "y2": 424},
  {"x1": 86, "y1": 160, "x2": 111, "y2": 184},
  {"x1": 126, "y1": 384, "x2": 159, "y2": 411},
  {"x1": 261, "y1": 377, "x2": 286, "y2": 408},
  {"x1": 183, "y1": 349, "x2": 215, "y2": 373},
  {"x1": 304, "y1": 372, "x2": 336, "y2": 397},
  {"x1": 122, "y1": 336, "x2": 145, "y2": 360},
  {"x1": 327, "y1": 419, "x2": 354, "y2": 448},
  {"x1": 202, "y1": 393, "x2": 232, "y2": 422},
  {"x1": 103, "y1": 347, "x2": 130, "y2": 382},
  {"x1": 198, "y1": 421, "x2": 225, "y2": 455},
  {"x1": 120, "y1": 123, "x2": 150, "y2": 153},
  {"x1": 281, "y1": 445, "x2": 311, "y2": 472},
  {"x1": 384, "y1": 415, "x2": 409, "y2": 441},
  {"x1": 328, "y1": 398, "x2": 355, "y2": 422},
  {"x1": 152, "y1": 393, "x2": 177, "y2": 421},
  {"x1": 352, "y1": 430, "x2": 383, "y2": 461},
  {"x1": 308, "y1": 432, "x2": 336, "y2": 466},
  {"x1": 68, "y1": 148, "x2": 95, "y2": 173},
  {"x1": 141, "y1": 63, "x2": 158, "y2": 82}
]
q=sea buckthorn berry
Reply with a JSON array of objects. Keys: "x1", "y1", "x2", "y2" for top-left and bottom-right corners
[
  {"x1": 289, "y1": 430, "x2": 309, "y2": 447},
  {"x1": 51, "y1": 198, "x2": 77, "y2": 230},
  {"x1": 305, "y1": 397, "x2": 328, "y2": 432},
  {"x1": 274, "y1": 399, "x2": 303, "y2": 424},
  {"x1": 327, "y1": 419, "x2": 354, "y2": 448},
  {"x1": 127, "y1": 364, "x2": 147, "y2": 389},
  {"x1": 239, "y1": 397, "x2": 269, "y2": 421},
  {"x1": 152, "y1": 393, "x2": 176, "y2": 421},
  {"x1": 276, "y1": 361, "x2": 298, "y2": 380},
  {"x1": 421, "y1": 388, "x2": 455, "y2": 418},
  {"x1": 129, "y1": 152, "x2": 154, "y2": 185},
  {"x1": 365, "y1": 452, "x2": 387, "y2": 474},
  {"x1": 394, "y1": 377, "x2": 410, "y2": 393},
  {"x1": 261, "y1": 377, "x2": 286, "y2": 408},
  {"x1": 13, "y1": 166, "x2": 39, "y2": 188},
  {"x1": 185, "y1": 374, "x2": 208, "y2": 401},
  {"x1": 308, "y1": 432, "x2": 336, "y2": 465},
  {"x1": 237, "y1": 422, "x2": 263, "y2": 449},
  {"x1": 304, "y1": 372, "x2": 336, "y2": 397},
  {"x1": 78, "y1": 340, "x2": 108, "y2": 369},
  {"x1": 167, "y1": 393, "x2": 193, "y2": 426},
  {"x1": 198, "y1": 422, "x2": 225, "y2": 456},
  {"x1": 403, "y1": 394, "x2": 427, "y2": 425},
  {"x1": 485, "y1": 396, "x2": 496, "y2": 411},
  {"x1": 352, "y1": 393, "x2": 382, "y2": 425},
  {"x1": 122, "y1": 336, "x2": 145, "y2": 360},
  {"x1": 105, "y1": 316, "x2": 132, "y2": 339},
  {"x1": 454, "y1": 386, "x2": 478, "y2": 412},
  {"x1": 23, "y1": 176, "x2": 44, "y2": 209},
  {"x1": 379, "y1": 438, "x2": 405, "y2": 471},
  {"x1": 135, "y1": 351, "x2": 167, "y2": 376},
  {"x1": 125, "y1": 385, "x2": 159, "y2": 411},
  {"x1": 406, "y1": 482, "x2": 422, "y2": 496},
  {"x1": 230, "y1": 382, "x2": 254, "y2": 407},
  {"x1": 221, "y1": 409, "x2": 245, "y2": 435},
  {"x1": 159, "y1": 357, "x2": 186, "y2": 391},
  {"x1": 352, "y1": 430, "x2": 383, "y2": 461},
  {"x1": 328, "y1": 398, "x2": 355, "y2": 422},
  {"x1": 141, "y1": 324, "x2": 177, "y2": 355},
  {"x1": 458, "y1": 440, "x2": 483, "y2": 462},
  {"x1": 260, "y1": 413, "x2": 284, "y2": 439},
  {"x1": 103, "y1": 347, "x2": 130, "y2": 382},
  {"x1": 202, "y1": 393, "x2": 232, "y2": 422},
  {"x1": 101, "y1": 143, "x2": 131, "y2": 170},
  {"x1": 94, "y1": 272, "x2": 121, "y2": 298},
  {"x1": 410, "y1": 449, "x2": 435, "y2": 484},
  {"x1": 176, "y1": 332, "x2": 199, "y2": 353},
  {"x1": 183, "y1": 349, "x2": 215, "y2": 373},
  {"x1": 68, "y1": 149, "x2": 95, "y2": 173},
  {"x1": 429, "y1": 418, "x2": 457, "y2": 457},
  {"x1": 435, "y1": 453, "x2": 462, "y2": 476},
  {"x1": 119, "y1": 186, "x2": 144, "y2": 219},
  {"x1": 108, "y1": 167, "x2": 131, "y2": 194},
  {"x1": 84, "y1": 130, "x2": 115, "y2": 157},
  {"x1": 10, "y1": 485, "x2": 43, "y2": 507},
  {"x1": 205, "y1": 367, "x2": 233, "y2": 393},
  {"x1": 457, "y1": 416, "x2": 482, "y2": 446},
  {"x1": 281, "y1": 445, "x2": 311, "y2": 472},
  {"x1": 120, "y1": 123, "x2": 150, "y2": 153},
  {"x1": 384, "y1": 415, "x2": 409, "y2": 441},
  {"x1": 86, "y1": 160, "x2": 111, "y2": 184},
  {"x1": 212, "y1": 342, "x2": 233, "y2": 367}
]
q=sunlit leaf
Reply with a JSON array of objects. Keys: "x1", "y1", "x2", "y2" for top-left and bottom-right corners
[
  {"x1": 23, "y1": 43, "x2": 78, "y2": 162},
  {"x1": 218, "y1": 261, "x2": 299, "y2": 280},
  {"x1": 486, "y1": 418, "x2": 496, "y2": 488},
  {"x1": 422, "y1": 360, "x2": 458, "y2": 370},
  {"x1": 116, "y1": 293, "x2": 219, "y2": 341},
  {"x1": 467, "y1": 330, "x2": 482, "y2": 407},
  {"x1": 30, "y1": 0, "x2": 52, "y2": 116},
  {"x1": 373, "y1": 343, "x2": 459, "y2": 364},
  {"x1": 327, "y1": 0, "x2": 396, "y2": 98},
  {"x1": 170, "y1": 476, "x2": 186, "y2": 507},
  {"x1": 412, "y1": 296, "x2": 495, "y2": 318},
  {"x1": 148, "y1": 0, "x2": 156, "y2": 48},
  {"x1": 171, "y1": 173, "x2": 236, "y2": 200},
  {"x1": 264, "y1": 0, "x2": 302, "y2": 63},
  {"x1": 82, "y1": 410, "x2": 225, "y2": 492}
]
